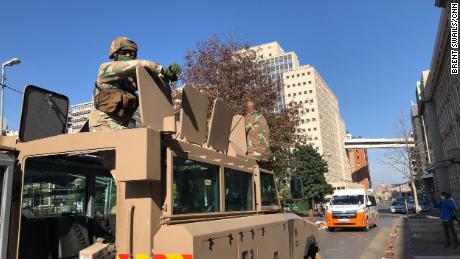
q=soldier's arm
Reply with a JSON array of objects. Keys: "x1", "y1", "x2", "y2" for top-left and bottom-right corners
[{"x1": 98, "y1": 60, "x2": 163, "y2": 84}]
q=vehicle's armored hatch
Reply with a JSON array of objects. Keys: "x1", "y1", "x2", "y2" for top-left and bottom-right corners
[
  {"x1": 227, "y1": 115, "x2": 247, "y2": 157},
  {"x1": 19, "y1": 85, "x2": 68, "y2": 142},
  {"x1": 179, "y1": 85, "x2": 208, "y2": 145},
  {"x1": 136, "y1": 66, "x2": 176, "y2": 132},
  {"x1": 207, "y1": 99, "x2": 233, "y2": 152}
]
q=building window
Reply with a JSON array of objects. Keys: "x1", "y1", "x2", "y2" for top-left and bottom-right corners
[
  {"x1": 269, "y1": 53, "x2": 272, "y2": 57},
  {"x1": 286, "y1": 76, "x2": 290, "y2": 79},
  {"x1": 299, "y1": 101, "x2": 303, "y2": 104},
  {"x1": 293, "y1": 93, "x2": 296, "y2": 96},
  {"x1": 312, "y1": 118, "x2": 316, "y2": 121},
  {"x1": 313, "y1": 127, "x2": 317, "y2": 131},
  {"x1": 309, "y1": 90, "x2": 313, "y2": 93},
  {"x1": 298, "y1": 83, "x2": 301, "y2": 86},
  {"x1": 311, "y1": 108, "x2": 315, "y2": 112},
  {"x1": 308, "y1": 128, "x2": 311, "y2": 131},
  {"x1": 302, "y1": 73, "x2": 305, "y2": 76},
  {"x1": 303, "y1": 82, "x2": 306, "y2": 85},
  {"x1": 304, "y1": 91, "x2": 307, "y2": 94},
  {"x1": 297, "y1": 74, "x2": 300, "y2": 77},
  {"x1": 308, "y1": 72, "x2": 311, "y2": 75},
  {"x1": 288, "y1": 94, "x2": 291, "y2": 97},
  {"x1": 314, "y1": 137, "x2": 318, "y2": 140},
  {"x1": 309, "y1": 81, "x2": 312, "y2": 84},
  {"x1": 307, "y1": 119, "x2": 310, "y2": 122},
  {"x1": 306, "y1": 109, "x2": 310, "y2": 112},
  {"x1": 299, "y1": 92, "x2": 302, "y2": 95}
]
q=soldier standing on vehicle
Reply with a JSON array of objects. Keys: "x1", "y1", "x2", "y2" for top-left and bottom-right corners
[
  {"x1": 243, "y1": 101, "x2": 272, "y2": 168},
  {"x1": 89, "y1": 37, "x2": 182, "y2": 132}
]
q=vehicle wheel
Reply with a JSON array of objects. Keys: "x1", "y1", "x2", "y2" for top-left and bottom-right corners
[
  {"x1": 305, "y1": 245, "x2": 320, "y2": 259},
  {"x1": 328, "y1": 227, "x2": 335, "y2": 232}
]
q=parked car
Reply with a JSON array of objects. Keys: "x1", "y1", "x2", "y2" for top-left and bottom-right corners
[{"x1": 390, "y1": 201, "x2": 407, "y2": 213}]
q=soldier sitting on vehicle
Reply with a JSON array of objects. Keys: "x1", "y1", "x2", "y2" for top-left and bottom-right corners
[
  {"x1": 243, "y1": 101, "x2": 272, "y2": 169},
  {"x1": 89, "y1": 37, "x2": 182, "y2": 132}
]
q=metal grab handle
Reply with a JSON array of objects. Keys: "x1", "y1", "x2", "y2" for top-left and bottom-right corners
[{"x1": 128, "y1": 206, "x2": 135, "y2": 258}]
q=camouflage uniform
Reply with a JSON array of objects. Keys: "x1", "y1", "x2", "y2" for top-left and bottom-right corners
[
  {"x1": 245, "y1": 111, "x2": 272, "y2": 161},
  {"x1": 89, "y1": 37, "x2": 163, "y2": 132},
  {"x1": 89, "y1": 59, "x2": 163, "y2": 132}
]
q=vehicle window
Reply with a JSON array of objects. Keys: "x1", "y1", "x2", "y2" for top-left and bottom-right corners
[
  {"x1": 173, "y1": 157, "x2": 220, "y2": 214},
  {"x1": 0, "y1": 167, "x2": 4, "y2": 209},
  {"x1": 22, "y1": 170, "x2": 86, "y2": 218},
  {"x1": 260, "y1": 172, "x2": 279, "y2": 206},
  {"x1": 391, "y1": 201, "x2": 401, "y2": 206},
  {"x1": 330, "y1": 195, "x2": 364, "y2": 205},
  {"x1": 94, "y1": 177, "x2": 116, "y2": 215},
  {"x1": 368, "y1": 196, "x2": 377, "y2": 206},
  {"x1": 224, "y1": 168, "x2": 253, "y2": 211}
]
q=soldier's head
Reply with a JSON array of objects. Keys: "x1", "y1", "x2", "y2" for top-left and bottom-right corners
[
  {"x1": 243, "y1": 101, "x2": 257, "y2": 115},
  {"x1": 109, "y1": 37, "x2": 138, "y2": 61}
]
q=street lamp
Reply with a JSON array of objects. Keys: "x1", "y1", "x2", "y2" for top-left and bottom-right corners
[{"x1": 1, "y1": 58, "x2": 21, "y2": 134}]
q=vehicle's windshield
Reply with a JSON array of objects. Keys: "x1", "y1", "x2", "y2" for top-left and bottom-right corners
[
  {"x1": 392, "y1": 201, "x2": 402, "y2": 206},
  {"x1": 330, "y1": 195, "x2": 364, "y2": 205}
]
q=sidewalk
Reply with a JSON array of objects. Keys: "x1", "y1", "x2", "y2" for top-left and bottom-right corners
[{"x1": 397, "y1": 211, "x2": 460, "y2": 258}]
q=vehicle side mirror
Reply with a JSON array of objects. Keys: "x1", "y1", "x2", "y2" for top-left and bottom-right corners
[{"x1": 290, "y1": 177, "x2": 304, "y2": 200}]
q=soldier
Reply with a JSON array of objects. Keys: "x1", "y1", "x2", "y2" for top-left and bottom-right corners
[
  {"x1": 244, "y1": 101, "x2": 272, "y2": 168},
  {"x1": 89, "y1": 37, "x2": 181, "y2": 132}
]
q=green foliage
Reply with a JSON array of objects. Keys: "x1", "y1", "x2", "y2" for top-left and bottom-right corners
[{"x1": 291, "y1": 144, "x2": 333, "y2": 203}]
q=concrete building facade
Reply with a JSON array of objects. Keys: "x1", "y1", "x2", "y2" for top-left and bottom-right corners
[
  {"x1": 250, "y1": 42, "x2": 300, "y2": 112},
  {"x1": 282, "y1": 65, "x2": 352, "y2": 184},
  {"x1": 419, "y1": 0, "x2": 460, "y2": 199},
  {"x1": 347, "y1": 148, "x2": 371, "y2": 189}
]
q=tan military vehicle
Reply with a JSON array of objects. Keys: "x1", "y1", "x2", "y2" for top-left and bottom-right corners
[{"x1": 0, "y1": 67, "x2": 320, "y2": 259}]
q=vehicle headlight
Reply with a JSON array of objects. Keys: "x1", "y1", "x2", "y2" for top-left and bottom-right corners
[
  {"x1": 357, "y1": 208, "x2": 365, "y2": 213},
  {"x1": 327, "y1": 209, "x2": 332, "y2": 214}
]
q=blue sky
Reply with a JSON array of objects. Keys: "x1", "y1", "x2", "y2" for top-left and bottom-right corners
[{"x1": 2, "y1": 0, "x2": 441, "y2": 185}]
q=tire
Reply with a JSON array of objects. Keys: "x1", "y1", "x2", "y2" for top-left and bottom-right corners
[
  {"x1": 305, "y1": 245, "x2": 320, "y2": 259},
  {"x1": 328, "y1": 227, "x2": 335, "y2": 232}
]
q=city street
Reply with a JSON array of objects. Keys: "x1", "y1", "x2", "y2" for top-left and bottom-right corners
[{"x1": 319, "y1": 206, "x2": 402, "y2": 259}]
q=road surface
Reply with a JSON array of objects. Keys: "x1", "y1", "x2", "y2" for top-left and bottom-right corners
[{"x1": 319, "y1": 208, "x2": 402, "y2": 259}]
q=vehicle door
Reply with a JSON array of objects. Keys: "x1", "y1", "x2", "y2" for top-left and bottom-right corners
[
  {"x1": 0, "y1": 153, "x2": 15, "y2": 259},
  {"x1": 367, "y1": 195, "x2": 378, "y2": 224}
]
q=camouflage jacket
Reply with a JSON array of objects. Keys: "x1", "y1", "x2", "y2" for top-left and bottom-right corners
[
  {"x1": 96, "y1": 59, "x2": 163, "y2": 93},
  {"x1": 245, "y1": 111, "x2": 272, "y2": 161}
]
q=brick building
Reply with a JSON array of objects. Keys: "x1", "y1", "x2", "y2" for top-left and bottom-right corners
[{"x1": 347, "y1": 148, "x2": 372, "y2": 189}]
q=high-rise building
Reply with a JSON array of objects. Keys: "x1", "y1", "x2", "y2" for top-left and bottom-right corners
[
  {"x1": 250, "y1": 42, "x2": 300, "y2": 112},
  {"x1": 418, "y1": 0, "x2": 460, "y2": 199},
  {"x1": 283, "y1": 65, "x2": 351, "y2": 184},
  {"x1": 68, "y1": 101, "x2": 93, "y2": 133},
  {"x1": 347, "y1": 148, "x2": 371, "y2": 189}
]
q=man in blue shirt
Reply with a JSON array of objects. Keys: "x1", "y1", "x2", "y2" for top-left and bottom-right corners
[{"x1": 433, "y1": 192, "x2": 459, "y2": 248}]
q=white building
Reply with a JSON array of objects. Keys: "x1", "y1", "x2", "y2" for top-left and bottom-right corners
[
  {"x1": 250, "y1": 42, "x2": 300, "y2": 112},
  {"x1": 283, "y1": 65, "x2": 351, "y2": 184}
]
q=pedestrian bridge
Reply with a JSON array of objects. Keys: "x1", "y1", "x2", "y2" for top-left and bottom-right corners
[{"x1": 344, "y1": 138, "x2": 415, "y2": 149}]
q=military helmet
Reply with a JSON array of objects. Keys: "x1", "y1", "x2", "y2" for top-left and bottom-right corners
[{"x1": 109, "y1": 37, "x2": 138, "y2": 59}]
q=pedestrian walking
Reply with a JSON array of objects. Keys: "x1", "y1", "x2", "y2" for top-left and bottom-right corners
[
  {"x1": 448, "y1": 194, "x2": 460, "y2": 225},
  {"x1": 433, "y1": 192, "x2": 459, "y2": 248}
]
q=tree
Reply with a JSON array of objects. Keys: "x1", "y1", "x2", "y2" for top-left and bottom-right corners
[
  {"x1": 180, "y1": 35, "x2": 301, "y2": 148},
  {"x1": 380, "y1": 111, "x2": 421, "y2": 214},
  {"x1": 291, "y1": 144, "x2": 333, "y2": 215}
]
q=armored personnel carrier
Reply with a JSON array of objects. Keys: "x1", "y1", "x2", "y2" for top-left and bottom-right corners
[{"x1": 0, "y1": 67, "x2": 320, "y2": 259}]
